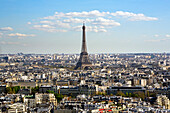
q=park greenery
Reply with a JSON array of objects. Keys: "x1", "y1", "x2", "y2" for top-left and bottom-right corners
[
  {"x1": 31, "y1": 86, "x2": 39, "y2": 94},
  {"x1": 116, "y1": 91, "x2": 145, "y2": 100},
  {"x1": 6, "y1": 86, "x2": 20, "y2": 94},
  {"x1": 5, "y1": 86, "x2": 156, "y2": 103},
  {"x1": 46, "y1": 90, "x2": 64, "y2": 102}
]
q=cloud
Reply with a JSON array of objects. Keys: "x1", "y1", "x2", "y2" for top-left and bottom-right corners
[
  {"x1": 111, "y1": 11, "x2": 158, "y2": 21},
  {"x1": 63, "y1": 18, "x2": 86, "y2": 23},
  {"x1": 8, "y1": 33, "x2": 35, "y2": 37},
  {"x1": 58, "y1": 10, "x2": 108, "y2": 18},
  {"x1": 33, "y1": 25, "x2": 55, "y2": 29},
  {"x1": 63, "y1": 17, "x2": 120, "y2": 27},
  {"x1": 0, "y1": 41, "x2": 20, "y2": 45},
  {"x1": 145, "y1": 38, "x2": 170, "y2": 42},
  {"x1": 45, "y1": 10, "x2": 158, "y2": 21},
  {"x1": 146, "y1": 34, "x2": 170, "y2": 42},
  {"x1": 42, "y1": 10, "x2": 108, "y2": 19},
  {"x1": 73, "y1": 25, "x2": 107, "y2": 32},
  {"x1": 165, "y1": 34, "x2": 170, "y2": 37},
  {"x1": 30, "y1": 10, "x2": 158, "y2": 32},
  {"x1": 92, "y1": 17, "x2": 120, "y2": 26},
  {"x1": 153, "y1": 34, "x2": 170, "y2": 38},
  {"x1": 40, "y1": 21, "x2": 53, "y2": 24},
  {"x1": 27, "y1": 22, "x2": 31, "y2": 25},
  {"x1": 0, "y1": 27, "x2": 13, "y2": 31},
  {"x1": 154, "y1": 34, "x2": 159, "y2": 37},
  {"x1": 129, "y1": 16, "x2": 158, "y2": 21},
  {"x1": 0, "y1": 41, "x2": 28, "y2": 46},
  {"x1": 33, "y1": 25, "x2": 67, "y2": 32}
]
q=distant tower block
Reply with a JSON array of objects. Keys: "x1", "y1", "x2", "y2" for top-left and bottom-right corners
[{"x1": 75, "y1": 23, "x2": 92, "y2": 70}]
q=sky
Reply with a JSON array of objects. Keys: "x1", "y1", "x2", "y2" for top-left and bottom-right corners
[{"x1": 0, "y1": 0, "x2": 170, "y2": 54}]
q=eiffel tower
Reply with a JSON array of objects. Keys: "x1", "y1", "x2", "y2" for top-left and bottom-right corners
[{"x1": 75, "y1": 23, "x2": 92, "y2": 70}]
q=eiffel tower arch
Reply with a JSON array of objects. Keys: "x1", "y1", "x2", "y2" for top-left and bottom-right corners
[{"x1": 75, "y1": 23, "x2": 92, "y2": 70}]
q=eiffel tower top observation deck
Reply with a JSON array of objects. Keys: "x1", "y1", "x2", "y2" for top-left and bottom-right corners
[{"x1": 74, "y1": 23, "x2": 92, "y2": 70}]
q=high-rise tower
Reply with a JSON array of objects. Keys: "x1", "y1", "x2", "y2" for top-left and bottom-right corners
[{"x1": 75, "y1": 23, "x2": 92, "y2": 70}]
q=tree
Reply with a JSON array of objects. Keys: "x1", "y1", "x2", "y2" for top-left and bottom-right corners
[
  {"x1": 110, "y1": 93, "x2": 113, "y2": 96},
  {"x1": 133, "y1": 91, "x2": 145, "y2": 100},
  {"x1": 102, "y1": 92, "x2": 106, "y2": 96},
  {"x1": 97, "y1": 92, "x2": 103, "y2": 95},
  {"x1": 6, "y1": 86, "x2": 20, "y2": 94},
  {"x1": 13, "y1": 86, "x2": 20, "y2": 93},
  {"x1": 46, "y1": 90, "x2": 54, "y2": 94},
  {"x1": 125, "y1": 92, "x2": 129, "y2": 97},
  {"x1": 31, "y1": 86, "x2": 39, "y2": 94},
  {"x1": 128, "y1": 93, "x2": 132, "y2": 97},
  {"x1": 46, "y1": 90, "x2": 64, "y2": 103},
  {"x1": 149, "y1": 92, "x2": 156, "y2": 97},
  {"x1": 6, "y1": 87, "x2": 13, "y2": 94},
  {"x1": 116, "y1": 91, "x2": 125, "y2": 97},
  {"x1": 54, "y1": 93, "x2": 64, "y2": 103}
]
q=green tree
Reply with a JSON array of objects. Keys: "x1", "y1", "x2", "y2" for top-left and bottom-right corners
[
  {"x1": 149, "y1": 92, "x2": 156, "y2": 97},
  {"x1": 46, "y1": 90, "x2": 64, "y2": 103},
  {"x1": 46, "y1": 90, "x2": 55, "y2": 94},
  {"x1": 128, "y1": 93, "x2": 132, "y2": 97},
  {"x1": 97, "y1": 92, "x2": 103, "y2": 95},
  {"x1": 31, "y1": 86, "x2": 39, "y2": 94},
  {"x1": 133, "y1": 91, "x2": 145, "y2": 100},
  {"x1": 125, "y1": 92, "x2": 129, "y2": 97},
  {"x1": 6, "y1": 86, "x2": 20, "y2": 94},
  {"x1": 6, "y1": 87, "x2": 13, "y2": 94},
  {"x1": 13, "y1": 86, "x2": 20, "y2": 93},
  {"x1": 116, "y1": 91, "x2": 125, "y2": 97},
  {"x1": 102, "y1": 92, "x2": 106, "y2": 96},
  {"x1": 54, "y1": 93, "x2": 64, "y2": 103}
]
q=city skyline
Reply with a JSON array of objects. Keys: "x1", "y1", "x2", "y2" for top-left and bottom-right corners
[{"x1": 0, "y1": 0, "x2": 170, "y2": 54}]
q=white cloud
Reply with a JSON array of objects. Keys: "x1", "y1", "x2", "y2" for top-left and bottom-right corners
[
  {"x1": 8, "y1": 33, "x2": 35, "y2": 37},
  {"x1": 33, "y1": 25, "x2": 55, "y2": 29},
  {"x1": 33, "y1": 24, "x2": 67, "y2": 32},
  {"x1": 92, "y1": 17, "x2": 120, "y2": 26},
  {"x1": 129, "y1": 16, "x2": 158, "y2": 21},
  {"x1": 145, "y1": 34, "x2": 170, "y2": 42},
  {"x1": 27, "y1": 22, "x2": 31, "y2": 25},
  {"x1": 98, "y1": 29, "x2": 107, "y2": 32},
  {"x1": 40, "y1": 21, "x2": 53, "y2": 24},
  {"x1": 42, "y1": 15, "x2": 57, "y2": 20},
  {"x1": 0, "y1": 41, "x2": 28, "y2": 46},
  {"x1": 165, "y1": 34, "x2": 170, "y2": 37},
  {"x1": 53, "y1": 10, "x2": 108, "y2": 18},
  {"x1": 0, "y1": 41, "x2": 18, "y2": 45},
  {"x1": 0, "y1": 27, "x2": 13, "y2": 31},
  {"x1": 44, "y1": 10, "x2": 158, "y2": 22},
  {"x1": 145, "y1": 38, "x2": 170, "y2": 42},
  {"x1": 154, "y1": 34, "x2": 159, "y2": 37},
  {"x1": 30, "y1": 10, "x2": 158, "y2": 33},
  {"x1": 111, "y1": 11, "x2": 158, "y2": 21},
  {"x1": 63, "y1": 18, "x2": 85, "y2": 23},
  {"x1": 63, "y1": 17, "x2": 120, "y2": 27},
  {"x1": 73, "y1": 25, "x2": 107, "y2": 32},
  {"x1": 44, "y1": 29, "x2": 67, "y2": 32},
  {"x1": 54, "y1": 20, "x2": 70, "y2": 28}
]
